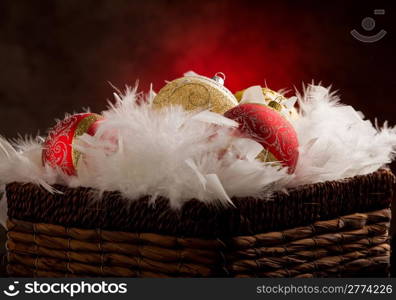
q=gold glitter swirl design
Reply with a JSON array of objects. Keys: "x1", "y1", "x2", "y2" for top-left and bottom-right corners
[
  {"x1": 153, "y1": 76, "x2": 238, "y2": 114},
  {"x1": 170, "y1": 83, "x2": 210, "y2": 109}
]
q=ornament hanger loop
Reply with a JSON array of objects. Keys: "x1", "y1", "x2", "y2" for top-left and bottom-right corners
[
  {"x1": 212, "y1": 72, "x2": 226, "y2": 85},
  {"x1": 215, "y1": 72, "x2": 226, "y2": 81}
]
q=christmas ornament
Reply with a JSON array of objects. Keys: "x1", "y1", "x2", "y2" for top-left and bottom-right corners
[
  {"x1": 42, "y1": 113, "x2": 103, "y2": 175},
  {"x1": 224, "y1": 103, "x2": 299, "y2": 173},
  {"x1": 235, "y1": 86, "x2": 299, "y2": 120},
  {"x1": 153, "y1": 72, "x2": 238, "y2": 114}
]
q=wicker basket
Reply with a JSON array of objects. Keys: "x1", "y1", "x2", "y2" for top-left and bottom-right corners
[{"x1": 5, "y1": 169, "x2": 395, "y2": 277}]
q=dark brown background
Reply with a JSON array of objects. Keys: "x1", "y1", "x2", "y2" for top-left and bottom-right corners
[{"x1": 0, "y1": 0, "x2": 395, "y2": 276}]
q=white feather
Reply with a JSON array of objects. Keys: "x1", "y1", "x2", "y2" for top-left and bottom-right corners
[
  {"x1": 0, "y1": 84, "x2": 395, "y2": 209},
  {"x1": 290, "y1": 85, "x2": 396, "y2": 186}
]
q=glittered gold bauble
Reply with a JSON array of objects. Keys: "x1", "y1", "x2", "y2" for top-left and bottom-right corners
[
  {"x1": 235, "y1": 87, "x2": 299, "y2": 120},
  {"x1": 153, "y1": 73, "x2": 238, "y2": 114},
  {"x1": 235, "y1": 87, "x2": 284, "y2": 102},
  {"x1": 42, "y1": 113, "x2": 103, "y2": 175},
  {"x1": 234, "y1": 90, "x2": 244, "y2": 102}
]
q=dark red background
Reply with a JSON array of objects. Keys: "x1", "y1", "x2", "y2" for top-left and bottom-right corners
[
  {"x1": 0, "y1": 0, "x2": 395, "y2": 275},
  {"x1": 0, "y1": 0, "x2": 395, "y2": 136}
]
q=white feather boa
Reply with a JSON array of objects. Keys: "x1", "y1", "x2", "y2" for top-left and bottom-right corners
[{"x1": 1, "y1": 84, "x2": 396, "y2": 209}]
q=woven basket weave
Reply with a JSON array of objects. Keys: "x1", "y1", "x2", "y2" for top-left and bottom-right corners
[{"x1": 5, "y1": 169, "x2": 395, "y2": 277}]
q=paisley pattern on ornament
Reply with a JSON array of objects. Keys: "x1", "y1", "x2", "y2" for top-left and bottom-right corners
[
  {"x1": 43, "y1": 115, "x2": 79, "y2": 173},
  {"x1": 42, "y1": 113, "x2": 102, "y2": 175},
  {"x1": 225, "y1": 104, "x2": 299, "y2": 172}
]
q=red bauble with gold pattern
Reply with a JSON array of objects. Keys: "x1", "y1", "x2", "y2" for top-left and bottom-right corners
[
  {"x1": 224, "y1": 103, "x2": 299, "y2": 173},
  {"x1": 42, "y1": 113, "x2": 103, "y2": 175}
]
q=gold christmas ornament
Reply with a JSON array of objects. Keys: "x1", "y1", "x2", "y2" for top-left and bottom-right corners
[
  {"x1": 235, "y1": 87, "x2": 284, "y2": 102},
  {"x1": 235, "y1": 86, "x2": 299, "y2": 120},
  {"x1": 256, "y1": 149, "x2": 279, "y2": 164},
  {"x1": 153, "y1": 73, "x2": 238, "y2": 114}
]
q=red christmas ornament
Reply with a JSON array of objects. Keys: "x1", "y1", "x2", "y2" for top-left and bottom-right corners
[
  {"x1": 42, "y1": 113, "x2": 103, "y2": 175},
  {"x1": 224, "y1": 103, "x2": 299, "y2": 173}
]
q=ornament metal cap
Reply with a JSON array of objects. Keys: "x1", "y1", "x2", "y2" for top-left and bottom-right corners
[{"x1": 212, "y1": 72, "x2": 226, "y2": 85}]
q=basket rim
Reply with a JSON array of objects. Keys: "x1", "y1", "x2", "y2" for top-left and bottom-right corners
[{"x1": 5, "y1": 168, "x2": 395, "y2": 238}]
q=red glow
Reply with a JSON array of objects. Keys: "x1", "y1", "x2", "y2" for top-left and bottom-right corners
[{"x1": 118, "y1": 2, "x2": 304, "y2": 95}]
